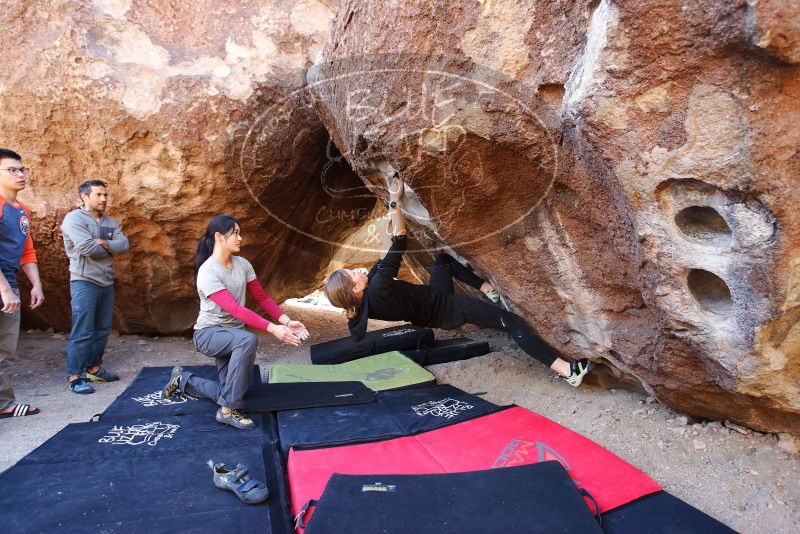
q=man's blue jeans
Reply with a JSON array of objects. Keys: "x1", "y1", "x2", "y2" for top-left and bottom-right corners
[{"x1": 66, "y1": 281, "x2": 114, "y2": 376}]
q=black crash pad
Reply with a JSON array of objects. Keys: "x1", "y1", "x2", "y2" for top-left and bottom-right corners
[{"x1": 300, "y1": 461, "x2": 603, "y2": 534}]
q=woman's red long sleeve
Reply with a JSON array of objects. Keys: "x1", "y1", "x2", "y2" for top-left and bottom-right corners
[
  {"x1": 208, "y1": 289, "x2": 269, "y2": 330},
  {"x1": 246, "y1": 279, "x2": 285, "y2": 322}
]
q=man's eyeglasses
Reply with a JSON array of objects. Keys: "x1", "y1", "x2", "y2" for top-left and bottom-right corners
[{"x1": 0, "y1": 167, "x2": 30, "y2": 177}]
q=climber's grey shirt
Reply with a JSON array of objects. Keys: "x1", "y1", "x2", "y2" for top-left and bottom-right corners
[{"x1": 194, "y1": 255, "x2": 257, "y2": 330}]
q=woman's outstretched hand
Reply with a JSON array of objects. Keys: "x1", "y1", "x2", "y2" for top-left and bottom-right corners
[
  {"x1": 388, "y1": 173, "x2": 405, "y2": 202},
  {"x1": 269, "y1": 324, "x2": 302, "y2": 346},
  {"x1": 286, "y1": 320, "x2": 309, "y2": 341}
]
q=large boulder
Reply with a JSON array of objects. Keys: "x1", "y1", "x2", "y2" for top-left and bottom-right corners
[
  {"x1": 1, "y1": 0, "x2": 372, "y2": 333},
  {"x1": 307, "y1": 0, "x2": 800, "y2": 434}
]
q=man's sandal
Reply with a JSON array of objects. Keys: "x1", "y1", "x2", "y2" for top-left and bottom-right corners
[
  {"x1": 0, "y1": 404, "x2": 40, "y2": 419},
  {"x1": 208, "y1": 461, "x2": 269, "y2": 504}
]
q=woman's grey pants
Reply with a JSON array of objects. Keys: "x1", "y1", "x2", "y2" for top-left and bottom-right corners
[{"x1": 184, "y1": 326, "x2": 258, "y2": 409}]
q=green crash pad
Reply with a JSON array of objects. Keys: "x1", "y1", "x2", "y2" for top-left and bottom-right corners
[{"x1": 268, "y1": 351, "x2": 435, "y2": 392}]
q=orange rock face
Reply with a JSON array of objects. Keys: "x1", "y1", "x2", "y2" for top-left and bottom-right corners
[
  {"x1": 307, "y1": 0, "x2": 800, "y2": 434},
  {"x1": 1, "y1": 0, "x2": 372, "y2": 333}
]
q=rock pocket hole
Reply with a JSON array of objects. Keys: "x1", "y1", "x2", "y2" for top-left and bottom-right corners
[
  {"x1": 687, "y1": 269, "x2": 733, "y2": 316},
  {"x1": 537, "y1": 83, "x2": 565, "y2": 106},
  {"x1": 675, "y1": 206, "x2": 732, "y2": 245}
]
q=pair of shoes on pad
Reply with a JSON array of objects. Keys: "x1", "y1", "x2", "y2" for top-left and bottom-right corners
[
  {"x1": 564, "y1": 359, "x2": 596, "y2": 387},
  {"x1": 208, "y1": 460, "x2": 269, "y2": 504}
]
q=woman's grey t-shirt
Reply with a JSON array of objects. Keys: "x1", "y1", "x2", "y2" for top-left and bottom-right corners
[{"x1": 194, "y1": 256, "x2": 257, "y2": 330}]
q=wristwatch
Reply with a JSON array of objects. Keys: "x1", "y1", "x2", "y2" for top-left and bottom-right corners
[{"x1": 389, "y1": 200, "x2": 398, "y2": 209}]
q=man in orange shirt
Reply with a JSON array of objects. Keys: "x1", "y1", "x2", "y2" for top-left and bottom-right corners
[{"x1": 0, "y1": 148, "x2": 44, "y2": 418}]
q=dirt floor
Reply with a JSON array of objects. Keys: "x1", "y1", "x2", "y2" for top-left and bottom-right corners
[{"x1": 1, "y1": 303, "x2": 798, "y2": 533}]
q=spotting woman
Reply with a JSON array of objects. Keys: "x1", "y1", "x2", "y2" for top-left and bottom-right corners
[
  {"x1": 324, "y1": 176, "x2": 594, "y2": 387},
  {"x1": 162, "y1": 215, "x2": 309, "y2": 429}
]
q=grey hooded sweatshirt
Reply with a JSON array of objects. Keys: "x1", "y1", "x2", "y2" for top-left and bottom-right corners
[{"x1": 61, "y1": 208, "x2": 129, "y2": 287}]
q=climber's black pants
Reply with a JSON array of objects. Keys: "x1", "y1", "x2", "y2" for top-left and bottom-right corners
[{"x1": 428, "y1": 253, "x2": 558, "y2": 368}]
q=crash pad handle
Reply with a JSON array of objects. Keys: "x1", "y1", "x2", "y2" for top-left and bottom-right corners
[
  {"x1": 579, "y1": 488, "x2": 602, "y2": 526},
  {"x1": 294, "y1": 499, "x2": 319, "y2": 529}
]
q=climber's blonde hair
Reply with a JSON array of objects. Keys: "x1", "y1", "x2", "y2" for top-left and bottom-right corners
[{"x1": 324, "y1": 269, "x2": 361, "y2": 320}]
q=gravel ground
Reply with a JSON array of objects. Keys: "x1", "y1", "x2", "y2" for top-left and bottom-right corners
[{"x1": 1, "y1": 303, "x2": 798, "y2": 533}]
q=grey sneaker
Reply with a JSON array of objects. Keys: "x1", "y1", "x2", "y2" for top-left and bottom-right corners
[
  {"x1": 483, "y1": 289, "x2": 501, "y2": 303},
  {"x1": 216, "y1": 407, "x2": 256, "y2": 430},
  {"x1": 161, "y1": 366, "x2": 183, "y2": 399},
  {"x1": 564, "y1": 359, "x2": 596, "y2": 387},
  {"x1": 207, "y1": 461, "x2": 269, "y2": 504},
  {"x1": 484, "y1": 288, "x2": 511, "y2": 310}
]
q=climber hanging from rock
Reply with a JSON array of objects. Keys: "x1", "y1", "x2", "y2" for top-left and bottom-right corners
[{"x1": 324, "y1": 172, "x2": 595, "y2": 387}]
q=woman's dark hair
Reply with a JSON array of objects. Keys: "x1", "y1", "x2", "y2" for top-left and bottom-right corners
[{"x1": 195, "y1": 215, "x2": 238, "y2": 275}]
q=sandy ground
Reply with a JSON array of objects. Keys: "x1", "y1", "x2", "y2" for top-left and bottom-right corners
[{"x1": 1, "y1": 303, "x2": 798, "y2": 534}]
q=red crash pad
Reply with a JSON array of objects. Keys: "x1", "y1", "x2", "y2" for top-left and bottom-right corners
[{"x1": 288, "y1": 406, "x2": 661, "y2": 520}]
